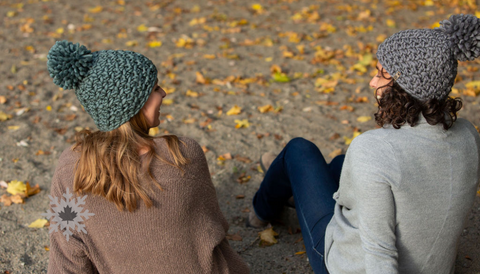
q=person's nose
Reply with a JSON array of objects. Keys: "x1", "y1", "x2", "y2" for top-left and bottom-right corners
[
  {"x1": 160, "y1": 88, "x2": 167, "y2": 98},
  {"x1": 369, "y1": 77, "x2": 377, "y2": 89}
]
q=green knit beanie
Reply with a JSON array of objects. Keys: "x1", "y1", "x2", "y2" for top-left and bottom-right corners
[{"x1": 47, "y1": 40, "x2": 157, "y2": 131}]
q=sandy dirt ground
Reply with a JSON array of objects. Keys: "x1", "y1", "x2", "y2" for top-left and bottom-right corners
[{"x1": 1, "y1": 0, "x2": 480, "y2": 273}]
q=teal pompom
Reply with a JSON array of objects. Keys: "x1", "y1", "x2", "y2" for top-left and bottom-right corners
[{"x1": 47, "y1": 40, "x2": 93, "y2": 90}]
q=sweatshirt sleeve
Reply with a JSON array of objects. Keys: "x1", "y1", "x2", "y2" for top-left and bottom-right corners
[
  {"x1": 348, "y1": 134, "x2": 400, "y2": 274},
  {"x1": 47, "y1": 165, "x2": 97, "y2": 274}
]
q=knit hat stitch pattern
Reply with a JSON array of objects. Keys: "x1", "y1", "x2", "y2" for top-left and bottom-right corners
[
  {"x1": 376, "y1": 14, "x2": 480, "y2": 101},
  {"x1": 47, "y1": 41, "x2": 157, "y2": 132},
  {"x1": 377, "y1": 29, "x2": 457, "y2": 101}
]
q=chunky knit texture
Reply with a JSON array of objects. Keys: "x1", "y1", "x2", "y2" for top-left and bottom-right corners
[
  {"x1": 376, "y1": 14, "x2": 480, "y2": 101},
  {"x1": 47, "y1": 41, "x2": 157, "y2": 131},
  {"x1": 47, "y1": 137, "x2": 250, "y2": 274}
]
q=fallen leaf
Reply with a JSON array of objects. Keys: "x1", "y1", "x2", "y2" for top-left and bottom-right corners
[
  {"x1": 343, "y1": 131, "x2": 361, "y2": 145},
  {"x1": 147, "y1": 41, "x2": 162, "y2": 48},
  {"x1": 226, "y1": 233, "x2": 243, "y2": 241},
  {"x1": 196, "y1": 71, "x2": 206, "y2": 84},
  {"x1": 259, "y1": 227, "x2": 279, "y2": 246},
  {"x1": 7, "y1": 180, "x2": 26, "y2": 195},
  {"x1": 295, "y1": 251, "x2": 307, "y2": 255},
  {"x1": 235, "y1": 155, "x2": 252, "y2": 163},
  {"x1": 0, "y1": 111, "x2": 12, "y2": 121},
  {"x1": 236, "y1": 194, "x2": 245, "y2": 199},
  {"x1": 0, "y1": 181, "x2": 8, "y2": 188},
  {"x1": 235, "y1": 119, "x2": 250, "y2": 129},
  {"x1": 227, "y1": 105, "x2": 242, "y2": 116},
  {"x1": 203, "y1": 54, "x2": 216, "y2": 59},
  {"x1": 220, "y1": 153, "x2": 233, "y2": 160},
  {"x1": 89, "y1": 6, "x2": 103, "y2": 13},
  {"x1": 0, "y1": 96, "x2": 7, "y2": 104},
  {"x1": 163, "y1": 99, "x2": 174, "y2": 105},
  {"x1": 28, "y1": 219, "x2": 48, "y2": 228},
  {"x1": 357, "y1": 116, "x2": 372, "y2": 123},
  {"x1": 148, "y1": 127, "x2": 160, "y2": 136},
  {"x1": 272, "y1": 72, "x2": 290, "y2": 83},
  {"x1": 125, "y1": 40, "x2": 138, "y2": 47},
  {"x1": 186, "y1": 90, "x2": 199, "y2": 97},
  {"x1": 328, "y1": 149, "x2": 342, "y2": 158},
  {"x1": 258, "y1": 104, "x2": 273, "y2": 113},
  {"x1": 137, "y1": 24, "x2": 148, "y2": 32},
  {"x1": 237, "y1": 173, "x2": 251, "y2": 184}
]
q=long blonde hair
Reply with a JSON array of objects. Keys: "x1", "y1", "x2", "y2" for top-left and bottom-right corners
[{"x1": 72, "y1": 110, "x2": 188, "y2": 212}]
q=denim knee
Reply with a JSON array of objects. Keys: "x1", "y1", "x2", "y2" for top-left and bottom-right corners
[{"x1": 286, "y1": 137, "x2": 317, "y2": 152}]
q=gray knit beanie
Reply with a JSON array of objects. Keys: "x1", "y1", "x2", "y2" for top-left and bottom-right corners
[
  {"x1": 47, "y1": 40, "x2": 157, "y2": 131},
  {"x1": 376, "y1": 14, "x2": 480, "y2": 101}
]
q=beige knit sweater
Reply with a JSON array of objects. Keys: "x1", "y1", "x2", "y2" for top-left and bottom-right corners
[{"x1": 46, "y1": 137, "x2": 250, "y2": 274}]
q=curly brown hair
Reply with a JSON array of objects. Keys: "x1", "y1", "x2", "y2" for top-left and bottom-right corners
[{"x1": 374, "y1": 69, "x2": 463, "y2": 130}]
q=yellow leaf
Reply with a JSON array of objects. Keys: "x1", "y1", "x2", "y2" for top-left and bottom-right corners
[
  {"x1": 0, "y1": 111, "x2": 12, "y2": 121},
  {"x1": 28, "y1": 219, "x2": 48, "y2": 228},
  {"x1": 158, "y1": 86, "x2": 172, "y2": 95},
  {"x1": 163, "y1": 99, "x2": 174, "y2": 105},
  {"x1": 328, "y1": 148, "x2": 342, "y2": 158},
  {"x1": 56, "y1": 27, "x2": 64, "y2": 34},
  {"x1": 196, "y1": 71, "x2": 206, "y2": 84},
  {"x1": 186, "y1": 90, "x2": 198, "y2": 97},
  {"x1": 476, "y1": 11, "x2": 480, "y2": 19},
  {"x1": 137, "y1": 24, "x2": 148, "y2": 32},
  {"x1": 8, "y1": 125, "x2": 20, "y2": 131},
  {"x1": 465, "y1": 81, "x2": 480, "y2": 89},
  {"x1": 234, "y1": 119, "x2": 250, "y2": 129},
  {"x1": 147, "y1": 41, "x2": 162, "y2": 48},
  {"x1": 46, "y1": 105, "x2": 52, "y2": 111},
  {"x1": 227, "y1": 105, "x2": 242, "y2": 116},
  {"x1": 7, "y1": 180, "x2": 26, "y2": 195},
  {"x1": 7, "y1": 11, "x2": 17, "y2": 17},
  {"x1": 203, "y1": 54, "x2": 216, "y2": 59},
  {"x1": 376, "y1": 34, "x2": 387, "y2": 42},
  {"x1": 148, "y1": 127, "x2": 160, "y2": 136},
  {"x1": 431, "y1": 22, "x2": 440, "y2": 29},
  {"x1": 259, "y1": 227, "x2": 279, "y2": 246},
  {"x1": 295, "y1": 251, "x2": 307, "y2": 255},
  {"x1": 357, "y1": 116, "x2": 372, "y2": 123},
  {"x1": 89, "y1": 6, "x2": 103, "y2": 13},
  {"x1": 125, "y1": 40, "x2": 138, "y2": 47},
  {"x1": 343, "y1": 131, "x2": 361, "y2": 145},
  {"x1": 252, "y1": 3, "x2": 263, "y2": 10},
  {"x1": 386, "y1": 19, "x2": 396, "y2": 28},
  {"x1": 424, "y1": 0, "x2": 434, "y2": 6},
  {"x1": 265, "y1": 57, "x2": 273, "y2": 62},
  {"x1": 258, "y1": 104, "x2": 273, "y2": 113}
]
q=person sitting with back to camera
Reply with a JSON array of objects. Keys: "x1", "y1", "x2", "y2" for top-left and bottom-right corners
[{"x1": 45, "y1": 40, "x2": 250, "y2": 274}]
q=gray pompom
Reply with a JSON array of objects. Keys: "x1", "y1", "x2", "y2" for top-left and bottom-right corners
[
  {"x1": 437, "y1": 14, "x2": 480, "y2": 61},
  {"x1": 47, "y1": 40, "x2": 93, "y2": 90}
]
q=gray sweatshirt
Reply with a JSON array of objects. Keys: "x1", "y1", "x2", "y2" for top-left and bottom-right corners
[{"x1": 324, "y1": 116, "x2": 480, "y2": 274}]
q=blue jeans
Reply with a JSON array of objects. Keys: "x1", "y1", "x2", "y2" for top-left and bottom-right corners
[{"x1": 253, "y1": 138, "x2": 344, "y2": 274}]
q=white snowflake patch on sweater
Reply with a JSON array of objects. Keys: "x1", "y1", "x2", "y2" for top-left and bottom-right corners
[{"x1": 42, "y1": 188, "x2": 94, "y2": 241}]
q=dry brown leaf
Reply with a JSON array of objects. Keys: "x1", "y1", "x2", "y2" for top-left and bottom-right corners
[
  {"x1": 328, "y1": 149, "x2": 342, "y2": 158},
  {"x1": 0, "y1": 96, "x2": 6, "y2": 104},
  {"x1": 25, "y1": 182, "x2": 41, "y2": 197},
  {"x1": 236, "y1": 194, "x2": 245, "y2": 199},
  {"x1": 220, "y1": 153, "x2": 232, "y2": 160},
  {"x1": 226, "y1": 233, "x2": 243, "y2": 241},
  {"x1": 259, "y1": 227, "x2": 279, "y2": 246},
  {"x1": 235, "y1": 155, "x2": 252, "y2": 163},
  {"x1": 196, "y1": 71, "x2": 206, "y2": 84}
]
